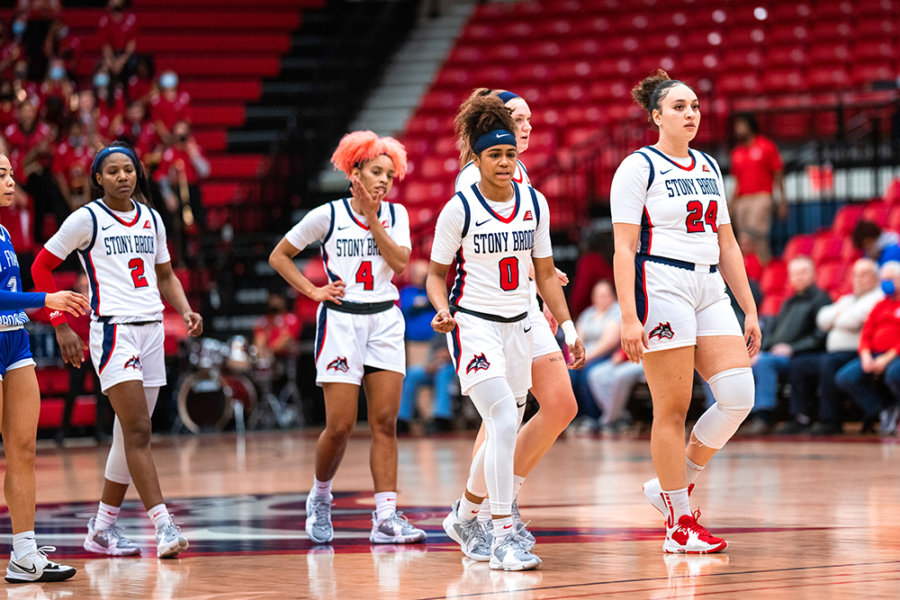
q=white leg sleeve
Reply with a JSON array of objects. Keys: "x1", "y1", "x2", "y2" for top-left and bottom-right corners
[
  {"x1": 692, "y1": 368, "x2": 754, "y2": 449},
  {"x1": 466, "y1": 377, "x2": 518, "y2": 516},
  {"x1": 104, "y1": 386, "x2": 160, "y2": 484},
  {"x1": 465, "y1": 443, "x2": 488, "y2": 498}
]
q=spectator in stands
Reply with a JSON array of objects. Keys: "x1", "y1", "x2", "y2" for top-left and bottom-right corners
[
  {"x1": 252, "y1": 291, "x2": 301, "y2": 399},
  {"x1": 398, "y1": 260, "x2": 455, "y2": 433},
  {"x1": 2, "y1": 98, "x2": 61, "y2": 243},
  {"x1": 151, "y1": 70, "x2": 191, "y2": 144},
  {"x1": 785, "y1": 258, "x2": 883, "y2": 435},
  {"x1": 39, "y1": 57, "x2": 73, "y2": 129},
  {"x1": 16, "y1": 0, "x2": 61, "y2": 81},
  {"x1": 0, "y1": 21, "x2": 24, "y2": 81},
  {"x1": 42, "y1": 17, "x2": 80, "y2": 76},
  {"x1": 742, "y1": 256, "x2": 831, "y2": 434},
  {"x1": 52, "y1": 119, "x2": 93, "y2": 211},
  {"x1": 729, "y1": 113, "x2": 786, "y2": 264},
  {"x1": 57, "y1": 273, "x2": 107, "y2": 445},
  {"x1": 99, "y1": 0, "x2": 137, "y2": 85},
  {"x1": 569, "y1": 280, "x2": 620, "y2": 433},
  {"x1": 114, "y1": 99, "x2": 161, "y2": 163},
  {"x1": 569, "y1": 228, "x2": 615, "y2": 319},
  {"x1": 154, "y1": 120, "x2": 209, "y2": 262},
  {"x1": 835, "y1": 261, "x2": 900, "y2": 435},
  {"x1": 0, "y1": 81, "x2": 16, "y2": 131},
  {"x1": 127, "y1": 54, "x2": 155, "y2": 105},
  {"x1": 851, "y1": 220, "x2": 900, "y2": 266},
  {"x1": 586, "y1": 349, "x2": 643, "y2": 433},
  {"x1": 90, "y1": 68, "x2": 125, "y2": 138}
]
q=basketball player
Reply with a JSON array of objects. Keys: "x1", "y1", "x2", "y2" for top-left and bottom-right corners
[
  {"x1": 454, "y1": 89, "x2": 578, "y2": 552},
  {"x1": 0, "y1": 154, "x2": 86, "y2": 583},
  {"x1": 611, "y1": 70, "x2": 761, "y2": 553},
  {"x1": 429, "y1": 94, "x2": 585, "y2": 570},
  {"x1": 32, "y1": 141, "x2": 203, "y2": 558},
  {"x1": 270, "y1": 131, "x2": 426, "y2": 545}
]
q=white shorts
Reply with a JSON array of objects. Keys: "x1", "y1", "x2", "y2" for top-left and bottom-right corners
[
  {"x1": 90, "y1": 321, "x2": 166, "y2": 393},
  {"x1": 527, "y1": 295, "x2": 561, "y2": 360},
  {"x1": 635, "y1": 257, "x2": 742, "y2": 353},
  {"x1": 447, "y1": 311, "x2": 533, "y2": 397},
  {"x1": 314, "y1": 304, "x2": 405, "y2": 385}
]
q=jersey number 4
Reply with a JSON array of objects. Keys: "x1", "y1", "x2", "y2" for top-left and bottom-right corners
[
  {"x1": 685, "y1": 200, "x2": 718, "y2": 233},
  {"x1": 356, "y1": 261, "x2": 374, "y2": 290},
  {"x1": 129, "y1": 258, "x2": 149, "y2": 288}
]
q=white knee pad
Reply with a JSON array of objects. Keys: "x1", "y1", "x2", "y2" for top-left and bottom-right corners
[
  {"x1": 104, "y1": 386, "x2": 160, "y2": 484},
  {"x1": 692, "y1": 368, "x2": 754, "y2": 449}
]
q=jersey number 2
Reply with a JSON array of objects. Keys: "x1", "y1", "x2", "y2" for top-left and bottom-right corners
[
  {"x1": 685, "y1": 200, "x2": 718, "y2": 233},
  {"x1": 356, "y1": 261, "x2": 374, "y2": 290},
  {"x1": 499, "y1": 256, "x2": 519, "y2": 291},
  {"x1": 129, "y1": 258, "x2": 149, "y2": 288}
]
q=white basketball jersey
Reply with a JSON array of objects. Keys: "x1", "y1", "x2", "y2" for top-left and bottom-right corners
[
  {"x1": 431, "y1": 181, "x2": 552, "y2": 318},
  {"x1": 610, "y1": 146, "x2": 729, "y2": 266},
  {"x1": 456, "y1": 159, "x2": 531, "y2": 192},
  {"x1": 284, "y1": 197, "x2": 411, "y2": 303},
  {"x1": 44, "y1": 199, "x2": 169, "y2": 322}
]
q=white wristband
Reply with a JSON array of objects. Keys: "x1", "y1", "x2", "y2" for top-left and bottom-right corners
[{"x1": 560, "y1": 320, "x2": 578, "y2": 346}]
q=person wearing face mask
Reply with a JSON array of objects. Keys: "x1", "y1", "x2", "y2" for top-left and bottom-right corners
[
  {"x1": 99, "y1": 0, "x2": 137, "y2": 84},
  {"x1": 39, "y1": 58, "x2": 72, "y2": 113},
  {"x1": 0, "y1": 22, "x2": 24, "y2": 82},
  {"x1": 835, "y1": 261, "x2": 900, "y2": 436},
  {"x1": 52, "y1": 120, "x2": 94, "y2": 210},
  {"x1": 269, "y1": 131, "x2": 427, "y2": 546},
  {"x1": 252, "y1": 291, "x2": 301, "y2": 404},
  {"x1": 91, "y1": 69, "x2": 126, "y2": 137},
  {"x1": 150, "y1": 70, "x2": 191, "y2": 144}
]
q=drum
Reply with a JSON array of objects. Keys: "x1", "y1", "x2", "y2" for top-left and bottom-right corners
[
  {"x1": 176, "y1": 371, "x2": 258, "y2": 434},
  {"x1": 188, "y1": 338, "x2": 227, "y2": 372}
]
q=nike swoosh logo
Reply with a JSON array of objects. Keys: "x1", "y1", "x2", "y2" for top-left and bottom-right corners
[
  {"x1": 101, "y1": 223, "x2": 115, "y2": 230},
  {"x1": 475, "y1": 219, "x2": 490, "y2": 227},
  {"x1": 524, "y1": 327, "x2": 532, "y2": 333},
  {"x1": 337, "y1": 225, "x2": 351, "y2": 230},
  {"x1": 660, "y1": 168, "x2": 673, "y2": 175},
  {"x1": 11, "y1": 561, "x2": 36, "y2": 574},
  {"x1": 496, "y1": 133, "x2": 505, "y2": 138},
  {"x1": 516, "y1": 401, "x2": 526, "y2": 408}
]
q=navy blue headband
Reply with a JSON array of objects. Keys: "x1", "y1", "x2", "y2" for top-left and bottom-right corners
[
  {"x1": 497, "y1": 91, "x2": 520, "y2": 104},
  {"x1": 91, "y1": 146, "x2": 138, "y2": 178},
  {"x1": 472, "y1": 129, "x2": 517, "y2": 155}
]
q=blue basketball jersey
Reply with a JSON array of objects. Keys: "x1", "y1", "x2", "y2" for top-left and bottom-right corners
[{"x1": 0, "y1": 225, "x2": 32, "y2": 327}]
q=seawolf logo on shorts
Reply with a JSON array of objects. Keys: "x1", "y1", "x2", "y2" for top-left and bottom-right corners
[
  {"x1": 327, "y1": 356, "x2": 349, "y2": 372},
  {"x1": 466, "y1": 353, "x2": 491, "y2": 374},
  {"x1": 649, "y1": 322, "x2": 675, "y2": 340},
  {"x1": 124, "y1": 355, "x2": 142, "y2": 370}
]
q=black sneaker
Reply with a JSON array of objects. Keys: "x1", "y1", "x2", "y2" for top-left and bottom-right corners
[{"x1": 6, "y1": 546, "x2": 76, "y2": 583}]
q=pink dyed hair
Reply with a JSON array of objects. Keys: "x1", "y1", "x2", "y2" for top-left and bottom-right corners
[{"x1": 330, "y1": 130, "x2": 408, "y2": 180}]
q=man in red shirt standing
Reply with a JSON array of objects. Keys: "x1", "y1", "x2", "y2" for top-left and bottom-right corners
[
  {"x1": 729, "y1": 113, "x2": 786, "y2": 264},
  {"x1": 99, "y1": 0, "x2": 137, "y2": 84},
  {"x1": 835, "y1": 261, "x2": 900, "y2": 435}
]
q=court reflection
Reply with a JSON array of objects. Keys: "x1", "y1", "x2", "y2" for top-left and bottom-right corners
[
  {"x1": 658, "y1": 553, "x2": 730, "y2": 599},
  {"x1": 446, "y1": 557, "x2": 544, "y2": 598}
]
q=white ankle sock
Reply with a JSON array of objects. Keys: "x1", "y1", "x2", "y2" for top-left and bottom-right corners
[
  {"x1": 458, "y1": 496, "x2": 481, "y2": 521},
  {"x1": 492, "y1": 516, "x2": 515, "y2": 540},
  {"x1": 95, "y1": 501, "x2": 120, "y2": 531},
  {"x1": 661, "y1": 488, "x2": 691, "y2": 523},
  {"x1": 148, "y1": 503, "x2": 170, "y2": 529},
  {"x1": 374, "y1": 491, "x2": 396, "y2": 522},
  {"x1": 313, "y1": 477, "x2": 332, "y2": 497},
  {"x1": 476, "y1": 499, "x2": 491, "y2": 525},
  {"x1": 12, "y1": 531, "x2": 36, "y2": 559},
  {"x1": 686, "y1": 458, "x2": 704, "y2": 484}
]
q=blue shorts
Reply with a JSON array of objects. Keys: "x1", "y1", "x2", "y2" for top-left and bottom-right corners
[{"x1": 0, "y1": 327, "x2": 35, "y2": 380}]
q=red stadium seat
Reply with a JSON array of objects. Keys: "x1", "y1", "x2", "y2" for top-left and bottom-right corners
[
  {"x1": 807, "y1": 67, "x2": 850, "y2": 88},
  {"x1": 885, "y1": 179, "x2": 900, "y2": 205},
  {"x1": 760, "y1": 294, "x2": 786, "y2": 317},
  {"x1": 811, "y1": 232, "x2": 846, "y2": 265},
  {"x1": 861, "y1": 201, "x2": 891, "y2": 227},
  {"x1": 815, "y1": 262, "x2": 847, "y2": 295},
  {"x1": 759, "y1": 259, "x2": 787, "y2": 296},
  {"x1": 761, "y1": 69, "x2": 808, "y2": 94},
  {"x1": 782, "y1": 234, "x2": 816, "y2": 262},
  {"x1": 832, "y1": 204, "x2": 867, "y2": 235}
]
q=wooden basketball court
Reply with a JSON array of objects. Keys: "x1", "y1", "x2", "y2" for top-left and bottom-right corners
[{"x1": 10, "y1": 429, "x2": 900, "y2": 598}]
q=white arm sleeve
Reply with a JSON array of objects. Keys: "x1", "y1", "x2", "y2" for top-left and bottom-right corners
[
  {"x1": 283, "y1": 204, "x2": 332, "y2": 251},
  {"x1": 610, "y1": 153, "x2": 650, "y2": 225},
  {"x1": 389, "y1": 203, "x2": 411, "y2": 250},
  {"x1": 532, "y1": 190, "x2": 553, "y2": 259},
  {"x1": 430, "y1": 198, "x2": 464, "y2": 265},
  {"x1": 43, "y1": 208, "x2": 95, "y2": 257},
  {"x1": 152, "y1": 208, "x2": 171, "y2": 264}
]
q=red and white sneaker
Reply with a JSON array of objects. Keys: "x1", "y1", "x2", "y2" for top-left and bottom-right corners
[
  {"x1": 643, "y1": 478, "x2": 694, "y2": 518},
  {"x1": 663, "y1": 510, "x2": 727, "y2": 554}
]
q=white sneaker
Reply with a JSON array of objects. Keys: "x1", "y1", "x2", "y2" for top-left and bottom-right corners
[
  {"x1": 155, "y1": 517, "x2": 189, "y2": 558},
  {"x1": 369, "y1": 510, "x2": 426, "y2": 544},
  {"x1": 489, "y1": 535, "x2": 541, "y2": 571},
  {"x1": 511, "y1": 500, "x2": 535, "y2": 551},
  {"x1": 305, "y1": 493, "x2": 334, "y2": 544},
  {"x1": 643, "y1": 479, "x2": 694, "y2": 518},
  {"x1": 442, "y1": 500, "x2": 491, "y2": 561},
  {"x1": 84, "y1": 517, "x2": 141, "y2": 556},
  {"x1": 5, "y1": 546, "x2": 76, "y2": 583}
]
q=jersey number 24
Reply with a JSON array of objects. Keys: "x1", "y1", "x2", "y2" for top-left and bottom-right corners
[{"x1": 685, "y1": 200, "x2": 718, "y2": 234}]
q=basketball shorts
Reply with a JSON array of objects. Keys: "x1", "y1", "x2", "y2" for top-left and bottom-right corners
[
  {"x1": 0, "y1": 327, "x2": 35, "y2": 379},
  {"x1": 635, "y1": 259, "x2": 742, "y2": 353},
  {"x1": 447, "y1": 311, "x2": 533, "y2": 397},
  {"x1": 314, "y1": 304, "x2": 405, "y2": 385},
  {"x1": 528, "y1": 295, "x2": 561, "y2": 360},
  {"x1": 90, "y1": 321, "x2": 166, "y2": 392}
]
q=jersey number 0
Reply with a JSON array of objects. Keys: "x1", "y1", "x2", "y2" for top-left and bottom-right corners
[{"x1": 499, "y1": 256, "x2": 519, "y2": 291}]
